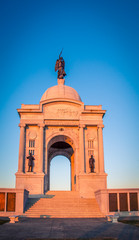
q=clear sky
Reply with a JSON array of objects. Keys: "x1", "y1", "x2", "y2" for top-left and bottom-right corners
[{"x1": 0, "y1": 0, "x2": 139, "y2": 189}]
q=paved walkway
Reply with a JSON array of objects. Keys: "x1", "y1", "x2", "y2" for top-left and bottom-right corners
[{"x1": 0, "y1": 217, "x2": 139, "y2": 240}]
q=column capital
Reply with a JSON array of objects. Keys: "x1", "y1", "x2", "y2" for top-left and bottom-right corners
[
  {"x1": 38, "y1": 123, "x2": 45, "y2": 128},
  {"x1": 97, "y1": 124, "x2": 104, "y2": 129},
  {"x1": 79, "y1": 124, "x2": 86, "y2": 128},
  {"x1": 18, "y1": 123, "x2": 26, "y2": 128}
]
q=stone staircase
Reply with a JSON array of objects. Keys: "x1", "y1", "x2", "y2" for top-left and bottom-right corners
[{"x1": 24, "y1": 191, "x2": 104, "y2": 218}]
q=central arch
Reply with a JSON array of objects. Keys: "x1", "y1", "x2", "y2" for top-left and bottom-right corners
[
  {"x1": 50, "y1": 155, "x2": 71, "y2": 190},
  {"x1": 47, "y1": 135, "x2": 75, "y2": 191}
]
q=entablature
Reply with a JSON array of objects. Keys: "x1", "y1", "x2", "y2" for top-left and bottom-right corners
[{"x1": 19, "y1": 119, "x2": 104, "y2": 127}]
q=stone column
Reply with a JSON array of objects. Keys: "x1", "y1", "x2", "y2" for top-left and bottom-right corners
[
  {"x1": 79, "y1": 124, "x2": 85, "y2": 173},
  {"x1": 127, "y1": 192, "x2": 130, "y2": 212},
  {"x1": 39, "y1": 124, "x2": 45, "y2": 173},
  {"x1": 138, "y1": 192, "x2": 139, "y2": 211},
  {"x1": 117, "y1": 192, "x2": 120, "y2": 212},
  {"x1": 44, "y1": 126, "x2": 48, "y2": 174},
  {"x1": 97, "y1": 125, "x2": 105, "y2": 173},
  {"x1": 18, "y1": 123, "x2": 25, "y2": 173},
  {"x1": 71, "y1": 153, "x2": 74, "y2": 191}
]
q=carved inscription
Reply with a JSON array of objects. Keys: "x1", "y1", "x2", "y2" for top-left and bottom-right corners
[
  {"x1": 57, "y1": 108, "x2": 79, "y2": 117},
  {"x1": 44, "y1": 120, "x2": 79, "y2": 126},
  {"x1": 44, "y1": 103, "x2": 80, "y2": 120}
]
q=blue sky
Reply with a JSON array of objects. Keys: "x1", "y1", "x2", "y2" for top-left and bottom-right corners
[{"x1": 0, "y1": 0, "x2": 139, "y2": 189}]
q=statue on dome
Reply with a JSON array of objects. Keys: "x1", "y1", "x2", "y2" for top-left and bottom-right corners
[
  {"x1": 55, "y1": 50, "x2": 66, "y2": 79},
  {"x1": 89, "y1": 154, "x2": 95, "y2": 173}
]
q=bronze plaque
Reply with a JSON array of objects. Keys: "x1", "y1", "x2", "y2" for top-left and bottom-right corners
[
  {"x1": 130, "y1": 193, "x2": 138, "y2": 211},
  {"x1": 109, "y1": 193, "x2": 118, "y2": 212},
  {"x1": 0, "y1": 193, "x2": 5, "y2": 211},
  {"x1": 119, "y1": 193, "x2": 128, "y2": 211},
  {"x1": 6, "y1": 193, "x2": 16, "y2": 212}
]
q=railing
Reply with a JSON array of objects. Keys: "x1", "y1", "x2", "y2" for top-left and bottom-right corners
[
  {"x1": 0, "y1": 188, "x2": 29, "y2": 216},
  {"x1": 95, "y1": 188, "x2": 139, "y2": 215}
]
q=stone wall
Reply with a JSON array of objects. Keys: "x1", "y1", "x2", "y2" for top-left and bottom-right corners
[
  {"x1": 0, "y1": 188, "x2": 29, "y2": 216},
  {"x1": 95, "y1": 188, "x2": 139, "y2": 216}
]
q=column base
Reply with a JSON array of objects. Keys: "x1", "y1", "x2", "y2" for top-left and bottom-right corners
[
  {"x1": 78, "y1": 172, "x2": 107, "y2": 198},
  {"x1": 15, "y1": 172, "x2": 45, "y2": 195}
]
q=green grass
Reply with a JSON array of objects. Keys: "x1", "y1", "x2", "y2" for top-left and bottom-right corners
[
  {"x1": 119, "y1": 219, "x2": 139, "y2": 227},
  {"x1": 0, "y1": 219, "x2": 9, "y2": 225}
]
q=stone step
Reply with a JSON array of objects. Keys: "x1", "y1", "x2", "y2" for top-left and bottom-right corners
[
  {"x1": 25, "y1": 214, "x2": 104, "y2": 218},
  {"x1": 25, "y1": 215, "x2": 103, "y2": 218},
  {"x1": 24, "y1": 212, "x2": 103, "y2": 218},
  {"x1": 25, "y1": 213, "x2": 103, "y2": 218},
  {"x1": 26, "y1": 208, "x2": 100, "y2": 212},
  {"x1": 25, "y1": 210, "x2": 102, "y2": 214},
  {"x1": 30, "y1": 202, "x2": 99, "y2": 206},
  {"x1": 25, "y1": 191, "x2": 103, "y2": 218}
]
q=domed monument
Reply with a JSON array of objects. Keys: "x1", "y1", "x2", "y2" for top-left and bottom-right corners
[
  {"x1": 15, "y1": 53, "x2": 107, "y2": 199},
  {"x1": 1, "y1": 53, "x2": 138, "y2": 218}
]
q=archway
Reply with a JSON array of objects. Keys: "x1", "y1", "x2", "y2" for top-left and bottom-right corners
[
  {"x1": 47, "y1": 135, "x2": 75, "y2": 191},
  {"x1": 50, "y1": 155, "x2": 71, "y2": 190}
]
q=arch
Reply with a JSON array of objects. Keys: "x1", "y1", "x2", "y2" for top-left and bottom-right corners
[
  {"x1": 50, "y1": 155, "x2": 71, "y2": 190},
  {"x1": 47, "y1": 134, "x2": 75, "y2": 151},
  {"x1": 46, "y1": 134, "x2": 75, "y2": 191}
]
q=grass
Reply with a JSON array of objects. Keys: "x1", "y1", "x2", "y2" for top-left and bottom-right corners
[
  {"x1": 0, "y1": 219, "x2": 9, "y2": 225},
  {"x1": 118, "y1": 219, "x2": 139, "y2": 227}
]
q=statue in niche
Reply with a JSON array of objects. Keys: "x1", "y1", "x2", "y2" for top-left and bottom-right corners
[
  {"x1": 27, "y1": 152, "x2": 35, "y2": 172},
  {"x1": 55, "y1": 50, "x2": 66, "y2": 79},
  {"x1": 89, "y1": 154, "x2": 95, "y2": 173}
]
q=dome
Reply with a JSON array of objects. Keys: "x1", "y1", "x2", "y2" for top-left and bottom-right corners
[{"x1": 40, "y1": 79, "x2": 82, "y2": 102}]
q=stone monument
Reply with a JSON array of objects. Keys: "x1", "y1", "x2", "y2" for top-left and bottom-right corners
[
  {"x1": 1, "y1": 54, "x2": 139, "y2": 218},
  {"x1": 15, "y1": 53, "x2": 107, "y2": 198}
]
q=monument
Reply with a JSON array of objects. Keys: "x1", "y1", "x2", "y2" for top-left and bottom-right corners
[
  {"x1": 0, "y1": 53, "x2": 139, "y2": 217},
  {"x1": 15, "y1": 53, "x2": 107, "y2": 198}
]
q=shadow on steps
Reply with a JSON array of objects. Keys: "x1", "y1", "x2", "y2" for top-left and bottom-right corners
[{"x1": 24, "y1": 194, "x2": 55, "y2": 212}]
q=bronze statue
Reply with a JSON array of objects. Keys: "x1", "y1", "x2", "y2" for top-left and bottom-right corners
[
  {"x1": 55, "y1": 50, "x2": 66, "y2": 79},
  {"x1": 27, "y1": 152, "x2": 35, "y2": 172},
  {"x1": 89, "y1": 154, "x2": 95, "y2": 173}
]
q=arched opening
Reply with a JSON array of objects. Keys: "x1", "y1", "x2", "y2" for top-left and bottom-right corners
[
  {"x1": 47, "y1": 135, "x2": 75, "y2": 191},
  {"x1": 50, "y1": 155, "x2": 71, "y2": 190}
]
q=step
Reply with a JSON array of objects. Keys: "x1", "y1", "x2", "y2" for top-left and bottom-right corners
[{"x1": 25, "y1": 191, "x2": 103, "y2": 218}]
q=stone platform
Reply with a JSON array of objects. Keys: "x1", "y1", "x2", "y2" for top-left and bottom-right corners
[
  {"x1": 0, "y1": 217, "x2": 139, "y2": 240},
  {"x1": 24, "y1": 191, "x2": 104, "y2": 218}
]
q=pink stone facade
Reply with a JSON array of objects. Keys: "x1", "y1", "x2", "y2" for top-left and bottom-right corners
[
  {"x1": 1, "y1": 78, "x2": 139, "y2": 217},
  {"x1": 0, "y1": 188, "x2": 28, "y2": 216},
  {"x1": 15, "y1": 79, "x2": 107, "y2": 197}
]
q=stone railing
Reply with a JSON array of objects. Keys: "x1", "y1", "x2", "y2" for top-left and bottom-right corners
[
  {"x1": 0, "y1": 188, "x2": 29, "y2": 216},
  {"x1": 95, "y1": 188, "x2": 139, "y2": 216}
]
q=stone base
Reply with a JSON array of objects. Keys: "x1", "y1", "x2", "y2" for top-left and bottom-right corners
[
  {"x1": 15, "y1": 172, "x2": 45, "y2": 195},
  {"x1": 78, "y1": 173, "x2": 107, "y2": 198}
]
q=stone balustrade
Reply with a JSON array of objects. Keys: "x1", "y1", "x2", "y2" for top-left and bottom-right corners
[
  {"x1": 0, "y1": 188, "x2": 28, "y2": 216},
  {"x1": 95, "y1": 188, "x2": 139, "y2": 216}
]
